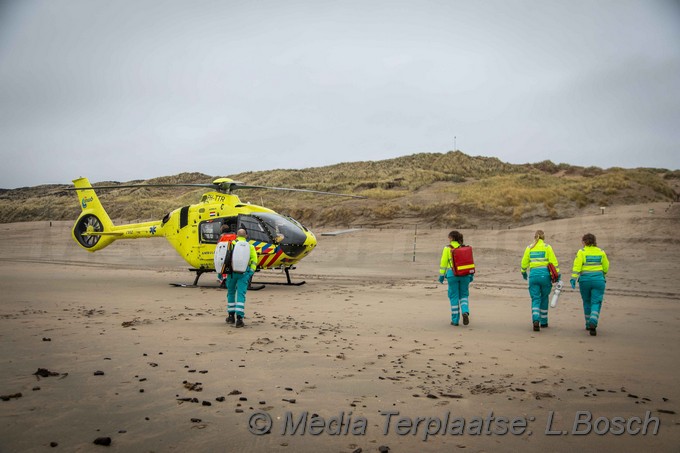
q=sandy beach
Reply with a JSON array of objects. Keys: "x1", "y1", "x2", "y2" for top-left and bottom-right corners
[{"x1": 1, "y1": 202, "x2": 679, "y2": 452}]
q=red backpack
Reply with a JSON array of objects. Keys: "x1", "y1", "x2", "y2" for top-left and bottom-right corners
[{"x1": 450, "y1": 245, "x2": 475, "y2": 276}]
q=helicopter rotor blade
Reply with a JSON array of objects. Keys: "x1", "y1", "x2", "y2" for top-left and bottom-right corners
[
  {"x1": 231, "y1": 184, "x2": 366, "y2": 198},
  {"x1": 65, "y1": 180, "x2": 365, "y2": 198},
  {"x1": 65, "y1": 183, "x2": 215, "y2": 190}
]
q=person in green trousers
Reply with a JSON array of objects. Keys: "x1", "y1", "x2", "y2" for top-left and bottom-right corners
[
  {"x1": 571, "y1": 233, "x2": 610, "y2": 336},
  {"x1": 521, "y1": 230, "x2": 560, "y2": 332}
]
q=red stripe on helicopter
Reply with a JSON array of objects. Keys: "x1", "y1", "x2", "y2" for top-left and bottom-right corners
[
  {"x1": 259, "y1": 245, "x2": 276, "y2": 254},
  {"x1": 251, "y1": 240, "x2": 276, "y2": 255},
  {"x1": 261, "y1": 249, "x2": 284, "y2": 267}
]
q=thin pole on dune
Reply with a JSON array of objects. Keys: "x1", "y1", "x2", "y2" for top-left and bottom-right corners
[{"x1": 413, "y1": 224, "x2": 418, "y2": 262}]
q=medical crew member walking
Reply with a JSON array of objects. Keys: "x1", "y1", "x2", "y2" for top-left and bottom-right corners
[
  {"x1": 226, "y1": 228, "x2": 258, "y2": 328},
  {"x1": 521, "y1": 230, "x2": 560, "y2": 332},
  {"x1": 570, "y1": 233, "x2": 609, "y2": 336},
  {"x1": 439, "y1": 230, "x2": 473, "y2": 326}
]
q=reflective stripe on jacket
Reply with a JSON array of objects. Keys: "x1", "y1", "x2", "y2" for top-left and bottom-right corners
[
  {"x1": 521, "y1": 239, "x2": 559, "y2": 274},
  {"x1": 571, "y1": 246, "x2": 609, "y2": 280}
]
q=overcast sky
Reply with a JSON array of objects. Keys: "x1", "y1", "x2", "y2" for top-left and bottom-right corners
[{"x1": 0, "y1": 0, "x2": 678, "y2": 188}]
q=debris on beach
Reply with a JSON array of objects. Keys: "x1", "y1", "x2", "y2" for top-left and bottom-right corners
[
  {"x1": 0, "y1": 392, "x2": 22, "y2": 401},
  {"x1": 33, "y1": 368, "x2": 64, "y2": 379},
  {"x1": 183, "y1": 381, "x2": 203, "y2": 392},
  {"x1": 93, "y1": 437, "x2": 111, "y2": 446}
]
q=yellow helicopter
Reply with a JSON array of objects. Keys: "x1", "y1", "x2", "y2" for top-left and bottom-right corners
[{"x1": 70, "y1": 177, "x2": 363, "y2": 286}]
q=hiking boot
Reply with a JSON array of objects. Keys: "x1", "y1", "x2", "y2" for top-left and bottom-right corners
[
  {"x1": 462, "y1": 313, "x2": 470, "y2": 326},
  {"x1": 226, "y1": 313, "x2": 235, "y2": 324},
  {"x1": 533, "y1": 321, "x2": 540, "y2": 332},
  {"x1": 589, "y1": 323, "x2": 597, "y2": 336},
  {"x1": 451, "y1": 321, "x2": 459, "y2": 326},
  {"x1": 235, "y1": 316, "x2": 244, "y2": 328}
]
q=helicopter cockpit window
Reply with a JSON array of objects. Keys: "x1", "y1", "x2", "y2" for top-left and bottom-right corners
[
  {"x1": 254, "y1": 213, "x2": 308, "y2": 246},
  {"x1": 236, "y1": 215, "x2": 272, "y2": 244}
]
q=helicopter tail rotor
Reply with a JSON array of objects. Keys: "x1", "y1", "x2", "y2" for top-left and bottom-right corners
[
  {"x1": 71, "y1": 177, "x2": 119, "y2": 252},
  {"x1": 73, "y1": 214, "x2": 104, "y2": 248}
]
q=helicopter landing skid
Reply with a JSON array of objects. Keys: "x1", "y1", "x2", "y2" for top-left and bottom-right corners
[
  {"x1": 254, "y1": 267, "x2": 306, "y2": 286},
  {"x1": 168, "y1": 268, "x2": 218, "y2": 287},
  {"x1": 190, "y1": 268, "x2": 213, "y2": 286},
  {"x1": 171, "y1": 267, "x2": 304, "y2": 288}
]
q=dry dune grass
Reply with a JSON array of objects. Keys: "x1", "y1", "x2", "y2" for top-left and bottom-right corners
[
  {"x1": 1, "y1": 152, "x2": 678, "y2": 228},
  {"x1": 445, "y1": 170, "x2": 677, "y2": 221}
]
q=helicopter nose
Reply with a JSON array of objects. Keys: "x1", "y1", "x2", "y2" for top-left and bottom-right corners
[
  {"x1": 255, "y1": 212, "x2": 315, "y2": 258},
  {"x1": 279, "y1": 231, "x2": 315, "y2": 257}
]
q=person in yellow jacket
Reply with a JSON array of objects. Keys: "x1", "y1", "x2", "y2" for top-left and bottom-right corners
[
  {"x1": 521, "y1": 230, "x2": 560, "y2": 332},
  {"x1": 438, "y1": 230, "x2": 473, "y2": 326},
  {"x1": 571, "y1": 233, "x2": 609, "y2": 336},
  {"x1": 225, "y1": 228, "x2": 258, "y2": 328}
]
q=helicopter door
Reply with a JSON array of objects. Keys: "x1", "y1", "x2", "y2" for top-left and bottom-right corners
[
  {"x1": 198, "y1": 217, "x2": 238, "y2": 244},
  {"x1": 198, "y1": 220, "x2": 222, "y2": 244}
]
